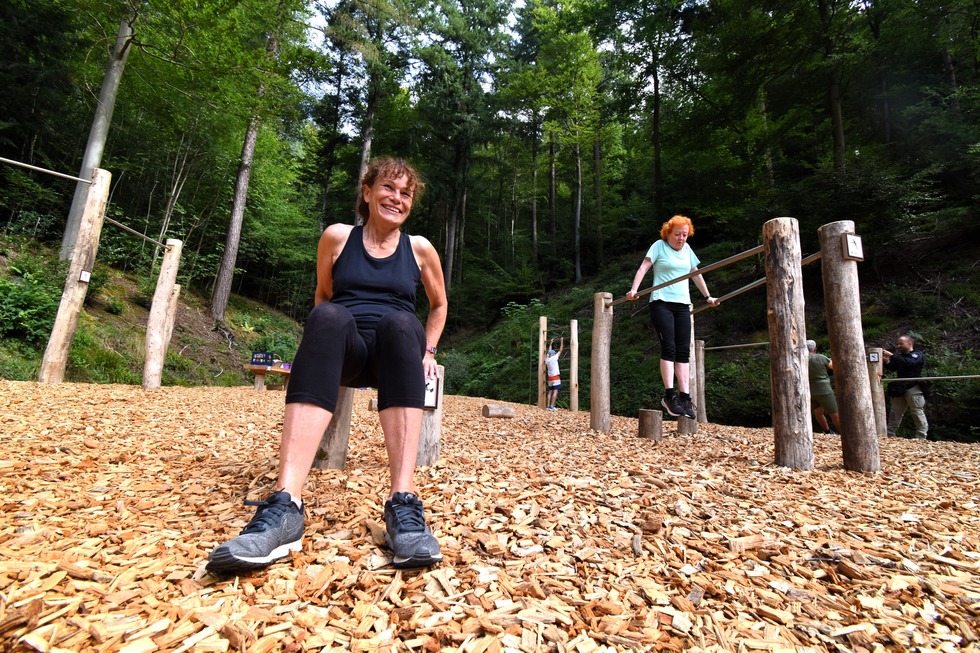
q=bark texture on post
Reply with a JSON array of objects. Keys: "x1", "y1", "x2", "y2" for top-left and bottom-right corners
[
  {"x1": 143, "y1": 239, "x2": 183, "y2": 389},
  {"x1": 677, "y1": 415, "x2": 698, "y2": 435},
  {"x1": 313, "y1": 386, "x2": 355, "y2": 470},
  {"x1": 689, "y1": 313, "x2": 701, "y2": 423},
  {"x1": 764, "y1": 218, "x2": 814, "y2": 470},
  {"x1": 820, "y1": 221, "x2": 880, "y2": 472},
  {"x1": 695, "y1": 340, "x2": 707, "y2": 423},
  {"x1": 40, "y1": 169, "x2": 111, "y2": 383},
  {"x1": 417, "y1": 365, "x2": 444, "y2": 467},
  {"x1": 538, "y1": 316, "x2": 547, "y2": 408},
  {"x1": 868, "y1": 347, "x2": 886, "y2": 437},
  {"x1": 570, "y1": 319, "x2": 579, "y2": 411},
  {"x1": 590, "y1": 293, "x2": 613, "y2": 432},
  {"x1": 638, "y1": 409, "x2": 663, "y2": 441}
]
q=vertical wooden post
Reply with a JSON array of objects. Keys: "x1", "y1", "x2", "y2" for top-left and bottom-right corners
[
  {"x1": 591, "y1": 293, "x2": 613, "y2": 432},
  {"x1": 143, "y1": 239, "x2": 183, "y2": 389},
  {"x1": 417, "y1": 365, "x2": 445, "y2": 466},
  {"x1": 313, "y1": 386, "x2": 355, "y2": 470},
  {"x1": 819, "y1": 221, "x2": 880, "y2": 472},
  {"x1": 689, "y1": 312, "x2": 700, "y2": 422},
  {"x1": 868, "y1": 347, "x2": 886, "y2": 437},
  {"x1": 763, "y1": 218, "x2": 814, "y2": 470},
  {"x1": 538, "y1": 316, "x2": 547, "y2": 408},
  {"x1": 570, "y1": 319, "x2": 579, "y2": 411},
  {"x1": 39, "y1": 168, "x2": 111, "y2": 384},
  {"x1": 695, "y1": 339, "x2": 707, "y2": 423},
  {"x1": 638, "y1": 409, "x2": 663, "y2": 442}
]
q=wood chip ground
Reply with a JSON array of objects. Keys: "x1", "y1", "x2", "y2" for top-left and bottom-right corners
[{"x1": 1, "y1": 380, "x2": 978, "y2": 652}]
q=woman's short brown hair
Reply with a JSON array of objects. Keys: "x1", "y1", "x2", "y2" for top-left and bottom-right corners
[
  {"x1": 660, "y1": 214, "x2": 695, "y2": 241},
  {"x1": 356, "y1": 156, "x2": 425, "y2": 222}
]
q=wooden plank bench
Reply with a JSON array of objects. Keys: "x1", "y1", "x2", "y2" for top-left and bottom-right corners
[{"x1": 242, "y1": 363, "x2": 291, "y2": 390}]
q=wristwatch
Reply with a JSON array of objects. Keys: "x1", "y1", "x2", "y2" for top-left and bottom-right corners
[{"x1": 426, "y1": 345, "x2": 438, "y2": 355}]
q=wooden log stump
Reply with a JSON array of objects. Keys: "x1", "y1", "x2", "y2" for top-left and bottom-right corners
[
  {"x1": 313, "y1": 386, "x2": 355, "y2": 470},
  {"x1": 638, "y1": 409, "x2": 663, "y2": 441},
  {"x1": 482, "y1": 404, "x2": 515, "y2": 418},
  {"x1": 368, "y1": 398, "x2": 378, "y2": 412},
  {"x1": 417, "y1": 365, "x2": 444, "y2": 467},
  {"x1": 677, "y1": 415, "x2": 698, "y2": 435}
]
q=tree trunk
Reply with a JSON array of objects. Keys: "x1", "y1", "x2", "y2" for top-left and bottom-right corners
[
  {"x1": 573, "y1": 142, "x2": 582, "y2": 283},
  {"x1": 61, "y1": 14, "x2": 134, "y2": 260},
  {"x1": 210, "y1": 20, "x2": 283, "y2": 323},
  {"x1": 531, "y1": 119, "x2": 539, "y2": 265},
  {"x1": 593, "y1": 138, "x2": 603, "y2": 265},
  {"x1": 210, "y1": 114, "x2": 260, "y2": 323},
  {"x1": 652, "y1": 68, "x2": 663, "y2": 220},
  {"x1": 548, "y1": 136, "x2": 557, "y2": 240},
  {"x1": 818, "y1": 0, "x2": 846, "y2": 171}
]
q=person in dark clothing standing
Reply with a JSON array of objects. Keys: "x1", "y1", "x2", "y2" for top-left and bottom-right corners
[
  {"x1": 883, "y1": 334, "x2": 928, "y2": 439},
  {"x1": 207, "y1": 156, "x2": 448, "y2": 575}
]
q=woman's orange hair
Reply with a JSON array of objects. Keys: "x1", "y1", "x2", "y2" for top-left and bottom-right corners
[{"x1": 660, "y1": 214, "x2": 694, "y2": 241}]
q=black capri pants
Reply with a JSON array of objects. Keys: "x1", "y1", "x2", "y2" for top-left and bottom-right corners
[
  {"x1": 285, "y1": 303, "x2": 426, "y2": 412},
  {"x1": 649, "y1": 300, "x2": 692, "y2": 363}
]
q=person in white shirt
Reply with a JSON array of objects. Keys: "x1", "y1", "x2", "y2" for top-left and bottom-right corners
[
  {"x1": 627, "y1": 215, "x2": 720, "y2": 419},
  {"x1": 544, "y1": 336, "x2": 564, "y2": 410}
]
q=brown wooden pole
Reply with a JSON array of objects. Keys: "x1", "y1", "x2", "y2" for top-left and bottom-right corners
[
  {"x1": 313, "y1": 386, "x2": 355, "y2": 470},
  {"x1": 695, "y1": 339, "x2": 707, "y2": 423},
  {"x1": 143, "y1": 239, "x2": 183, "y2": 389},
  {"x1": 590, "y1": 292, "x2": 613, "y2": 432},
  {"x1": 39, "y1": 168, "x2": 111, "y2": 383},
  {"x1": 763, "y1": 218, "x2": 814, "y2": 470},
  {"x1": 570, "y1": 319, "x2": 579, "y2": 411},
  {"x1": 638, "y1": 409, "x2": 663, "y2": 441},
  {"x1": 689, "y1": 312, "x2": 700, "y2": 422},
  {"x1": 819, "y1": 221, "x2": 880, "y2": 472},
  {"x1": 538, "y1": 316, "x2": 547, "y2": 408},
  {"x1": 417, "y1": 365, "x2": 444, "y2": 466},
  {"x1": 868, "y1": 347, "x2": 886, "y2": 437}
]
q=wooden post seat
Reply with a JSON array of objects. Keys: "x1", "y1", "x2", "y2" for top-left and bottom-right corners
[{"x1": 314, "y1": 365, "x2": 445, "y2": 470}]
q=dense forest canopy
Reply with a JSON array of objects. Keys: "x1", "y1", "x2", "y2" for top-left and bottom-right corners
[{"x1": 1, "y1": 0, "x2": 978, "y2": 332}]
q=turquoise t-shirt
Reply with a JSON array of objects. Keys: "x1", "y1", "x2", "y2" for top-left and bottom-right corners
[{"x1": 646, "y1": 239, "x2": 700, "y2": 304}]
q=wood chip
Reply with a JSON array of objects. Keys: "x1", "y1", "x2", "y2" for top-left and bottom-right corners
[{"x1": 2, "y1": 381, "x2": 978, "y2": 652}]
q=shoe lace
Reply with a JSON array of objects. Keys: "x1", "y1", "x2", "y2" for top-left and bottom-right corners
[
  {"x1": 389, "y1": 496, "x2": 426, "y2": 533},
  {"x1": 240, "y1": 495, "x2": 296, "y2": 534}
]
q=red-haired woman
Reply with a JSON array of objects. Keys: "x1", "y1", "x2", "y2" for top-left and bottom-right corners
[
  {"x1": 208, "y1": 156, "x2": 447, "y2": 575},
  {"x1": 627, "y1": 215, "x2": 719, "y2": 419}
]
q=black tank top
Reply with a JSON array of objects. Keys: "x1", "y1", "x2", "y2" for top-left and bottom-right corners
[{"x1": 331, "y1": 225, "x2": 420, "y2": 330}]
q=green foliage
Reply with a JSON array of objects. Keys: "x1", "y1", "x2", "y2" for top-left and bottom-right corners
[
  {"x1": 66, "y1": 324, "x2": 141, "y2": 385},
  {"x1": 0, "y1": 264, "x2": 61, "y2": 343}
]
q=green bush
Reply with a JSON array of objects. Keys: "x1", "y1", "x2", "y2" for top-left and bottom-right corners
[{"x1": 0, "y1": 268, "x2": 60, "y2": 343}]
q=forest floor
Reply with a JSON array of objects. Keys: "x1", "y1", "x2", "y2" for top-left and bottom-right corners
[{"x1": 1, "y1": 381, "x2": 978, "y2": 652}]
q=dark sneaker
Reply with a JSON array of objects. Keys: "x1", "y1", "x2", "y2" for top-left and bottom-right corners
[
  {"x1": 206, "y1": 491, "x2": 304, "y2": 576},
  {"x1": 661, "y1": 396, "x2": 684, "y2": 417},
  {"x1": 384, "y1": 492, "x2": 442, "y2": 569},
  {"x1": 679, "y1": 396, "x2": 696, "y2": 419}
]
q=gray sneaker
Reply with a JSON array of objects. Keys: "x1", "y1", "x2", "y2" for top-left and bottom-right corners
[
  {"x1": 206, "y1": 491, "x2": 304, "y2": 576},
  {"x1": 384, "y1": 492, "x2": 442, "y2": 569}
]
